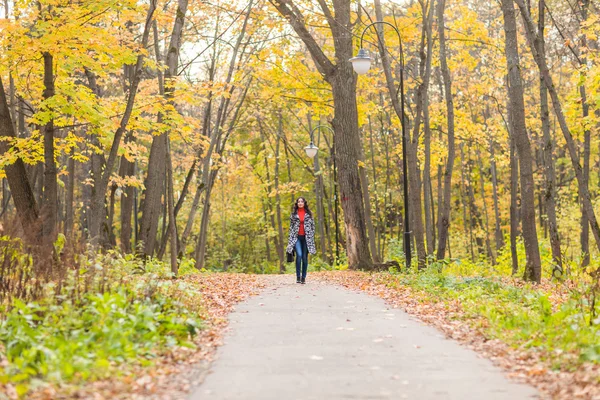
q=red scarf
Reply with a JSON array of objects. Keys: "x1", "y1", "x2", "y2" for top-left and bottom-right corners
[{"x1": 298, "y1": 208, "x2": 305, "y2": 235}]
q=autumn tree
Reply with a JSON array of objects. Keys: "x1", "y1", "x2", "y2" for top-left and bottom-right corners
[{"x1": 270, "y1": 0, "x2": 373, "y2": 269}]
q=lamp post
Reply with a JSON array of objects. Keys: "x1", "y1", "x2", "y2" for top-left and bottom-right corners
[
  {"x1": 305, "y1": 124, "x2": 340, "y2": 263},
  {"x1": 349, "y1": 21, "x2": 412, "y2": 269}
]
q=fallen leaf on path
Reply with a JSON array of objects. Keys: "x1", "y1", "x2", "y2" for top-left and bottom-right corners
[{"x1": 312, "y1": 271, "x2": 600, "y2": 400}]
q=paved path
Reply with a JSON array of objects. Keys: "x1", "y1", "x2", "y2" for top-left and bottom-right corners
[{"x1": 190, "y1": 276, "x2": 539, "y2": 400}]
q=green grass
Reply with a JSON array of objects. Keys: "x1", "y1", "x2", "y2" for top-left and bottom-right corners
[
  {"x1": 0, "y1": 245, "x2": 206, "y2": 398},
  {"x1": 384, "y1": 266, "x2": 600, "y2": 370},
  {"x1": 0, "y1": 285, "x2": 203, "y2": 397}
]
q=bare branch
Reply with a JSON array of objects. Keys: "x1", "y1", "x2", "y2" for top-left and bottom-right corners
[{"x1": 269, "y1": 0, "x2": 335, "y2": 78}]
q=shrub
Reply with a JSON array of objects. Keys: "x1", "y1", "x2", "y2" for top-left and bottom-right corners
[
  {"x1": 0, "y1": 284, "x2": 202, "y2": 396},
  {"x1": 0, "y1": 239, "x2": 206, "y2": 397}
]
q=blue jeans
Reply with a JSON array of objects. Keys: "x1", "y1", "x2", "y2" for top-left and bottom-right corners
[{"x1": 295, "y1": 235, "x2": 308, "y2": 280}]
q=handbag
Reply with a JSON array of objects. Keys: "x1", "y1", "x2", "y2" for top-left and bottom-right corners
[{"x1": 286, "y1": 250, "x2": 295, "y2": 263}]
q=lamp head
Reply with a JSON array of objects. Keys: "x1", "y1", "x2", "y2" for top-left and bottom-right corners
[
  {"x1": 304, "y1": 143, "x2": 318, "y2": 159},
  {"x1": 349, "y1": 48, "x2": 371, "y2": 75}
]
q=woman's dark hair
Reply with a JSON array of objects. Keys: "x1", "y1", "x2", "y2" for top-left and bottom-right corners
[{"x1": 293, "y1": 197, "x2": 312, "y2": 216}]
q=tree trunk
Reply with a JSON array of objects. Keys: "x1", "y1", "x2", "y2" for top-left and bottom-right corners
[
  {"x1": 64, "y1": 150, "x2": 75, "y2": 236},
  {"x1": 138, "y1": 130, "x2": 166, "y2": 257},
  {"x1": 459, "y1": 144, "x2": 475, "y2": 261},
  {"x1": 1, "y1": 180, "x2": 8, "y2": 222},
  {"x1": 436, "y1": 159, "x2": 444, "y2": 254},
  {"x1": 486, "y1": 121, "x2": 504, "y2": 251},
  {"x1": 573, "y1": 0, "x2": 591, "y2": 266},
  {"x1": 421, "y1": 0, "x2": 435, "y2": 257},
  {"x1": 275, "y1": 132, "x2": 286, "y2": 272},
  {"x1": 80, "y1": 153, "x2": 91, "y2": 239},
  {"x1": 0, "y1": 77, "x2": 39, "y2": 238},
  {"x1": 311, "y1": 119, "x2": 329, "y2": 263},
  {"x1": 180, "y1": 180, "x2": 203, "y2": 252},
  {"x1": 509, "y1": 126, "x2": 520, "y2": 275},
  {"x1": 284, "y1": 144, "x2": 294, "y2": 206},
  {"x1": 501, "y1": 0, "x2": 542, "y2": 282},
  {"x1": 174, "y1": 160, "x2": 196, "y2": 217},
  {"x1": 17, "y1": 97, "x2": 25, "y2": 137},
  {"x1": 580, "y1": 55, "x2": 591, "y2": 266},
  {"x1": 382, "y1": 127, "x2": 392, "y2": 258},
  {"x1": 107, "y1": 184, "x2": 117, "y2": 246},
  {"x1": 42, "y1": 52, "x2": 58, "y2": 240},
  {"x1": 119, "y1": 149, "x2": 135, "y2": 253},
  {"x1": 158, "y1": 158, "x2": 197, "y2": 258},
  {"x1": 166, "y1": 135, "x2": 178, "y2": 275},
  {"x1": 263, "y1": 202, "x2": 272, "y2": 262},
  {"x1": 358, "y1": 137, "x2": 380, "y2": 263},
  {"x1": 367, "y1": 117, "x2": 383, "y2": 259},
  {"x1": 429, "y1": 171, "x2": 436, "y2": 250},
  {"x1": 329, "y1": 81, "x2": 372, "y2": 267},
  {"x1": 8, "y1": 74, "x2": 16, "y2": 137},
  {"x1": 194, "y1": 170, "x2": 217, "y2": 268},
  {"x1": 537, "y1": 0, "x2": 562, "y2": 275},
  {"x1": 324, "y1": 145, "x2": 336, "y2": 260},
  {"x1": 423, "y1": 116, "x2": 434, "y2": 256},
  {"x1": 477, "y1": 152, "x2": 495, "y2": 263},
  {"x1": 84, "y1": 68, "x2": 106, "y2": 243},
  {"x1": 186, "y1": 81, "x2": 253, "y2": 263},
  {"x1": 158, "y1": 177, "x2": 168, "y2": 256},
  {"x1": 435, "y1": 0, "x2": 456, "y2": 261}
]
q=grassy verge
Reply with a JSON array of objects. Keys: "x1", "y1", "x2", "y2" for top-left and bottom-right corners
[
  {"x1": 0, "y1": 256, "x2": 205, "y2": 398},
  {"x1": 382, "y1": 267, "x2": 600, "y2": 368}
]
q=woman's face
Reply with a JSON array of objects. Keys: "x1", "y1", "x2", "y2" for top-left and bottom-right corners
[{"x1": 297, "y1": 198, "x2": 305, "y2": 209}]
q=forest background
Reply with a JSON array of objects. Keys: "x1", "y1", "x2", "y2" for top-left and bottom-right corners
[{"x1": 0, "y1": 0, "x2": 598, "y2": 278}]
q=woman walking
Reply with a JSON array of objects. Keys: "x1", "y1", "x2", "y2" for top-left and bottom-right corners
[{"x1": 286, "y1": 197, "x2": 316, "y2": 284}]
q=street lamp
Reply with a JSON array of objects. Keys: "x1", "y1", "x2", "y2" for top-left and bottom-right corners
[
  {"x1": 350, "y1": 21, "x2": 412, "y2": 270},
  {"x1": 304, "y1": 142, "x2": 318, "y2": 159},
  {"x1": 306, "y1": 124, "x2": 340, "y2": 263},
  {"x1": 348, "y1": 48, "x2": 371, "y2": 75}
]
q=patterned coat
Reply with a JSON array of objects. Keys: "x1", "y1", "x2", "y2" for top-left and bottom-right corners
[{"x1": 285, "y1": 211, "x2": 317, "y2": 255}]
